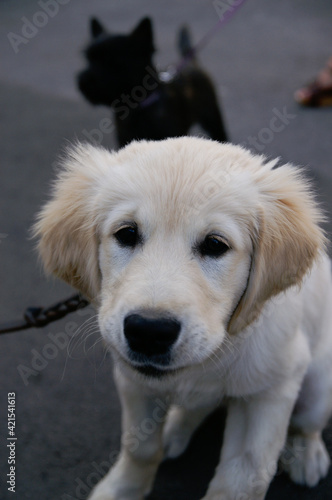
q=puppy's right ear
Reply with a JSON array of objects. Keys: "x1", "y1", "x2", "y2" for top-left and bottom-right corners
[
  {"x1": 90, "y1": 17, "x2": 107, "y2": 38},
  {"x1": 33, "y1": 143, "x2": 110, "y2": 303},
  {"x1": 227, "y1": 162, "x2": 327, "y2": 335}
]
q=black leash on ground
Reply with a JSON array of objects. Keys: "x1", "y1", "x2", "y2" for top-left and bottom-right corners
[
  {"x1": 1, "y1": 1, "x2": 248, "y2": 335},
  {"x1": 0, "y1": 294, "x2": 89, "y2": 335}
]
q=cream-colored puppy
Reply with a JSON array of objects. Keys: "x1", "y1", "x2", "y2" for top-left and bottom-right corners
[{"x1": 34, "y1": 137, "x2": 332, "y2": 500}]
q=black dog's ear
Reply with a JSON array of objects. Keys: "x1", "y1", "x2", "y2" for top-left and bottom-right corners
[
  {"x1": 131, "y1": 17, "x2": 154, "y2": 52},
  {"x1": 90, "y1": 17, "x2": 107, "y2": 38}
]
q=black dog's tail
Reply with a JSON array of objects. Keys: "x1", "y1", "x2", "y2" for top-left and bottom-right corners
[{"x1": 178, "y1": 26, "x2": 196, "y2": 61}]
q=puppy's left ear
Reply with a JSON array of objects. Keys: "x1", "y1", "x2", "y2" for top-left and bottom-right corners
[
  {"x1": 33, "y1": 143, "x2": 110, "y2": 303},
  {"x1": 228, "y1": 162, "x2": 327, "y2": 335},
  {"x1": 131, "y1": 17, "x2": 154, "y2": 53}
]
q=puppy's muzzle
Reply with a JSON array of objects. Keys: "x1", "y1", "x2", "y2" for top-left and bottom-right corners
[{"x1": 124, "y1": 313, "x2": 181, "y2": 361}]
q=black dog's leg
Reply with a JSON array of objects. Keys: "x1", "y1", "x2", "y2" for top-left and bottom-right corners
[
  {"x1": 198, "y1": 99, "x2": 228, "y2": 143},
  {"x1": 190, "y1": 71, "x2": 228, "y2": 142}
]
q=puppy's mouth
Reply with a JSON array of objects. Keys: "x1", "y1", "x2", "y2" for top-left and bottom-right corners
[
  {"x1": 134, "y1": 364, "x2": 177, "y2": 378},
  {"x1": 120, "y1": 355, "x2": 180, "y2": 378}
]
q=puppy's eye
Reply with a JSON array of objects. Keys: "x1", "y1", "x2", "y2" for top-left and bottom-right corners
[
  {"x1": 199, "y1": 235, "x2": 230, "y2": 258},
  {"x1": 114, "y1": 226, "x2": 139, "y2": 248}
]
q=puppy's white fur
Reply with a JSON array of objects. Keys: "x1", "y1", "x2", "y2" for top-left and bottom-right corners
[{"x1": 34, "y1": 137, "x2": 332, "y2": 500}]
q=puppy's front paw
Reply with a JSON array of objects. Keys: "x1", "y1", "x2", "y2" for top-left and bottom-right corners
[
  {"x1": 87, "y1": 478, "x2": 118, "y2": 500},
  {"x1": 200, "y1": 492, "x2": 229, "y2": 500},
  {"x1": 88, "y1": 484, "x2": 142, "y2": 500},
  {"x1": 201, "y1": 489, "x2": 265, "y2": 500},
  {"x1": 88, "y1": 495, "x2": 115, "y2": 500},
  {"x1": 281, "y1": 433, "x2": 330, "y2": 487},
  {"x1": 88, "y1": 487, "x2": 115, "y2": 500},
  {"x1": 87, "y1": 451, "x2": 157, "y2": 500},
  {"x1": 201, "y1": 490, "x2": 261, "y2": 500},
  {"x1": 88, "y1": 478, "x2": 146, "y2": 500},
  {"x1": 201, "y1": 455, "x2": 269, "y2": 500}
]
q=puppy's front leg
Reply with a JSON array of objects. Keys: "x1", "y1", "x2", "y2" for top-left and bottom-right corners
[
  {"x1": 201, "y1": 387, "x2": 299, "y2": 500},
  {"x1": 88, "y1": 374, "x2": 168, "y2": 500}
]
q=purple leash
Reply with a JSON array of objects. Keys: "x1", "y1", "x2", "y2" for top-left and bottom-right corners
[
  {"x1": 140, "y1": 0, "x2": 248, "y2": 108},
  {"x1": 175, "y1": 0, "x2": 248, "y2": 73}
]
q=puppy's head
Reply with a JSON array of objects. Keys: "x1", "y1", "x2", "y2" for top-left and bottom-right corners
[
  {"x1": 77, "y1": 17, "x2": 155, "y2": 106},
  {"x1": 34, "y1": 138, "x2": 326, "y2": 378}
]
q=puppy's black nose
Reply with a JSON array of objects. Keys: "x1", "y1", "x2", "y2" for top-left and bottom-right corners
[{"x1": 124, "y1": 314, "x2": 181, "y2": 357}]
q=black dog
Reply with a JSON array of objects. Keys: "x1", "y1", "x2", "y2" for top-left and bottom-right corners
[{"x1": 77, "y1": 17, "x2": 228, "y2": 147}]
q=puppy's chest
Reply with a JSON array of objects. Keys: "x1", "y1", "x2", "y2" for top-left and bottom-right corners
[
  {"x1": 169, "y1": 338, "x2": 286, "y2": 407},
  {"x1": 170, "y1": 364, "x2": 280, "y2": 409},
  {"x1": 171, "y1": 369, "x2": 226, "y2": 409}
]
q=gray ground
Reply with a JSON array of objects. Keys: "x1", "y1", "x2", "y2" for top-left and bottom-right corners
[{"x1": 0, "y1": 0, "x2": 332, "y2": 499}]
